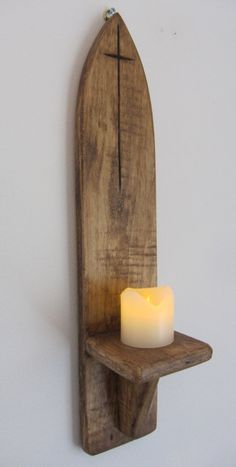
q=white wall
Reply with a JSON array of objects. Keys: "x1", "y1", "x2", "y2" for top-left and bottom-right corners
[{"x1": 0, "y1": 1, "x2": 235, "y2": 466}]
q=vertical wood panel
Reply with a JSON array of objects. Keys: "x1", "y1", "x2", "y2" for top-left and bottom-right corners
[{"x1": 76, "y1": 13, "x2": 157, "y2": 454}]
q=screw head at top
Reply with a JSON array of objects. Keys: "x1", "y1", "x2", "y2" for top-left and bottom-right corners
[{"x1": 104, "y1": 7, "x2": 117, "y2": 21}]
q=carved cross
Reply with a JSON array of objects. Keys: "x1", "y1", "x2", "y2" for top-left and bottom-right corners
[{"x1": 104, "y1": 24, "x2": 135, "y2": 189}]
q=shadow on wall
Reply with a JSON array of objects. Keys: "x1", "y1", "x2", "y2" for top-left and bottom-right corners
[{"x1": 65, "y1": 13, "x2": 103, "y2": 448}]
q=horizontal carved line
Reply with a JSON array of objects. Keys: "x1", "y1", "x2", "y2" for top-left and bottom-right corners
[{"x1": 104, "y1": 53, "x2": 135, "y2": 62}]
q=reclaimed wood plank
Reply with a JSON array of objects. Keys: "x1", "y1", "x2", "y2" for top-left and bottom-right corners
[{"x1": 76, "y1": 12, "x2": 156, "y2": 454}]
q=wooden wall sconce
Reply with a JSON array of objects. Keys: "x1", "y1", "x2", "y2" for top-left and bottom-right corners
[{"x1": 75, "y1": 9, "x2": 212, "y2": 455}]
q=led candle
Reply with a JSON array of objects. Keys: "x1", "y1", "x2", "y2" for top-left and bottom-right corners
[{"x1": 120, "y1": 286, "x2": 174, "y2": 348}]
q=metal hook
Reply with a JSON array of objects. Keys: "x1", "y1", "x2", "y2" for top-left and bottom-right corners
[{"x1": 104, "y1": 7, "x2": 117, "y2": 21}]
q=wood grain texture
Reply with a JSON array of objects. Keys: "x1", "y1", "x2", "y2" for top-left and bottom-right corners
[
  {"x1": 86, "y1": 331, "x2": 213, "y2": 383},
  {"x1": 76, "y1": 12, "x2": 157, "y2": 455},
  {"x1": 118, "y1": 376, "x2": 159, "y2": 437}
]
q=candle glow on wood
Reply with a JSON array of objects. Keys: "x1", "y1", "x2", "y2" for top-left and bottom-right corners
[{"x1": 121, "y1": 286, "x2": 174, "y2": 348}]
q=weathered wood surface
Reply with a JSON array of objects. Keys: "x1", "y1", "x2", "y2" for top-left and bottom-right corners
[
  {"x1": 86, "y1": 331, "x2": 213, "y2": 383},
  {"x1": 76, "y1": 12, "x2": 156, "y2": 455}
]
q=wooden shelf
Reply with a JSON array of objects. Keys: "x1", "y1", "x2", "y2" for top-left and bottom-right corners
[{"x1": 86, "y1": 331, "x2": 212, "y2": 383}]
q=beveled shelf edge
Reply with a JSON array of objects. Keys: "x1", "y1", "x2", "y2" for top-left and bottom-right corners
[{"x1": 86, "y1": 331, "x2": 213, "y2": 383}]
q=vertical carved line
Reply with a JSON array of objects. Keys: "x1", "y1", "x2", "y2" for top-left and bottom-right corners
[
  {"x1": 117, "y1": 24, "x2": 121, "y2": 190},
  {"x1": 103, "y1": 26, "x2": 135, "y2": 190}
]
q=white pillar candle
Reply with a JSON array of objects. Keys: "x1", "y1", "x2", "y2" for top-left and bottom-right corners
[{"x1": 120, "y1": 286, "x2": 174, "y2": 348}]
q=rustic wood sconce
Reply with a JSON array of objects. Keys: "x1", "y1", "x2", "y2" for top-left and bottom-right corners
[{"x1": 75, "y1": 9, "x2": 212, "y2": 455}]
